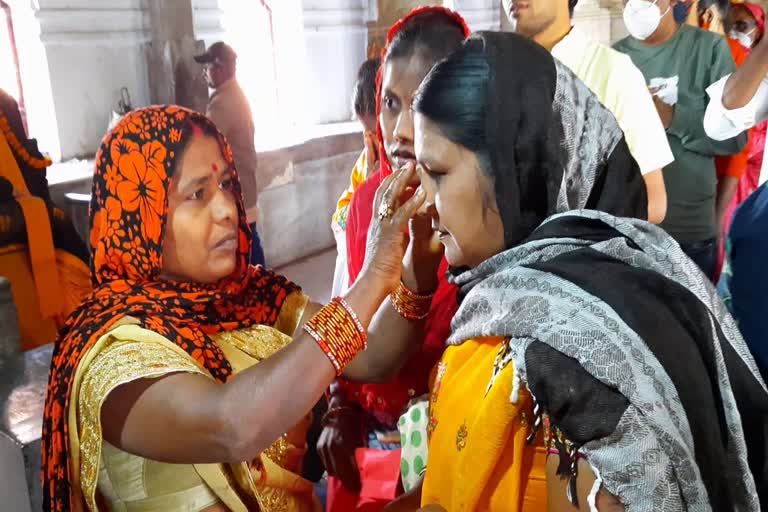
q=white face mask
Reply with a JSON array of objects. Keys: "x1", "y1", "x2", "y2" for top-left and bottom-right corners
[
  {"x1": 623, "y1": 0, "x2": 669, "y2": 41},
  {"x1": 729, "y1": 29, "x2": 755, "y2": 49}
]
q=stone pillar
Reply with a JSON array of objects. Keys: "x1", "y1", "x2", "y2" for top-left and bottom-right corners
[
  {"x1": 605, "y1": 0, "x2": 630, "y2": 45},
  {"x1": 367, "y1": 0, "x2": 443, "y2": 55},
  {"x1": 145, "y1": 0, "x2": 208, "y2": 112},
  {"x1": 29, "y1": 0, "x2": 153, "y2": 160},
  {"x1": 572, "y1": 0, "x2": 614, "y2": 45},
  {"x1": 447, "y1": 0, "x2": 501, "y2": 31},
  {"x1": 303, "y1": 0, "x2": 368, "y2": 124}
]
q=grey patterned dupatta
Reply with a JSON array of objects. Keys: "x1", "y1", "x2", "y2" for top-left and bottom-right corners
[
  {"x1": 475, "y1": 32, "x2": 647, "y2": 247},
  {"x1": 437, "y1": 33, "x2": 768, "y2": 510},
  {"x1": 448, "y1": 212, "x2": 768, "y2": 510}
]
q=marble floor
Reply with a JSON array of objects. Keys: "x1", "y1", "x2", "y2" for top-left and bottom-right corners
[{"x1": 275, "y1": 248, "x2": 337, "y2": 303}]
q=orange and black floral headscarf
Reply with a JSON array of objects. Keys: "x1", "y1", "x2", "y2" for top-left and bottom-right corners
[{"x1": 42, "y1": 106, "x2": 298, "y2": 511}]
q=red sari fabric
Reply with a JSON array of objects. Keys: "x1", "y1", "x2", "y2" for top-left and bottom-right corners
[
  {"x1": 327, "y1": 8, "x2": 470, "y2": 512},
  {"x1": 341, "y1": 6, "x2": 470, "y2": 427},
  {"x1": 41, "y1": 106, "x2": 298, "y2": 511}
]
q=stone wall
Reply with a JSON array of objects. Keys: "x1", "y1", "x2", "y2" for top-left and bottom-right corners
[{"x1": 18, "y1": 0, "x2": 152, "y2": 161}]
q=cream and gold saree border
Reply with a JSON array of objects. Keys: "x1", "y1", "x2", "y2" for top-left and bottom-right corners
[
  {"x1": 274, "y1": 291, "x2": 310, "y2": 337},
  {"x1": 69, "y1": 322, "x2": 248, "y2": 511}
]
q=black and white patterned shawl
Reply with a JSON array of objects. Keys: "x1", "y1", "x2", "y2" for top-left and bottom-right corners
[
  {"x1": 433, "y1": 33, "x2": 768, "y2": 510},
  {"x1": 448, "y1": 212, "x2": 768, "y2": 510}
]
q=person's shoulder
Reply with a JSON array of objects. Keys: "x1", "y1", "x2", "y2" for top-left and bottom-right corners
[
  {"x1": 612, "y1": 36, "x2": 634, "y2": 53},
  {"x1": 736, "y1": 184, "x2": 768, "y2": 222},
  {"x1": 592, "y1": 40, "x2": 641, "y2": 70},
  {"x1": 680, "y1": 23, "x2": 727, "y2": 49}
]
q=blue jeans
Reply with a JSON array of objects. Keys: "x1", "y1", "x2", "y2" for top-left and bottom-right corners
[
  {"x1": 249, "y1": 223, "x2": 266, "y2": 267},
  {"x1": 681, "y1": 238, "x2": 717, "y2": 282}
]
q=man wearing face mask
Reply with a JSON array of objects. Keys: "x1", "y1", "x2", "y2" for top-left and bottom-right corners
[
  {"x1": 614, "y1": 0, "x2": 747, "y2": 281},
  {"x1": 501, "y1": 0, "x2": 673, "y2": 224}
]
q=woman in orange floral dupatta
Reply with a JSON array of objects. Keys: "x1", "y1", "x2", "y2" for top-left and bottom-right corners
[{"x1": 41, "y1": 106, "x2": 441, "y2": 511}]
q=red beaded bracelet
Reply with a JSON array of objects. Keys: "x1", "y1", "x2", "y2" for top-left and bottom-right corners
[{"x1": 304, "y1": 297, "x2": 367, "y2": 375}]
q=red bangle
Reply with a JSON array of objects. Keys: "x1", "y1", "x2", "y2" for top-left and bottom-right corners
[{"x1": 304, "y1": 298, "x2": 368, "y2": 375}]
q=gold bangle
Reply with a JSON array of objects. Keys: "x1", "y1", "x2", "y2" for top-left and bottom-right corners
[{"x1": 389, "y1": 281, "x2": 434, "y2": 321}]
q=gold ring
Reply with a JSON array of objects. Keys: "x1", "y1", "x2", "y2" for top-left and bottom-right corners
[{"x1": 377, "y1": 202, "x2": 394, "y2": 221}]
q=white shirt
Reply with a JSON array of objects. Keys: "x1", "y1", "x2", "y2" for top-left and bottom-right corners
[
  {"x1": 705, "y1": 73, "x2": 768, "y2": 184},
  {"x1": 552, "y1": 28, "x2": 675, "y2": 175}
]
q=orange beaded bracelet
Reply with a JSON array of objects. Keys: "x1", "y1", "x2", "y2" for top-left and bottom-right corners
[
  {"x1": 304, "y1": 297, "x2": 367, "y2": 375},
  {"x1": 389, "y1": 281, "x2": 434, "y2": 321}
]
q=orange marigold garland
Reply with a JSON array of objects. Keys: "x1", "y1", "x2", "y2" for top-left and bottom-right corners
[
  {"x1": 0, "y1": 111, "x2": 52, "y2": 169},
  {"x1": 304, "y1": 297, "x2": 367, "y2": 374}
]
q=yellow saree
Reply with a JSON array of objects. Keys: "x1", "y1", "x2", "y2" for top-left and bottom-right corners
[
  {"x1": 421, "y1": 337, "x2": 548, "y2": 511},
  {"x1": 69, "y1": 291, "x2": 321, "y2": 512},
  {"x1": 0, "y1": 130, "x2": 90, "y2": 350},
  {"x1": 331, "y1": 149, "x2": 368, "y2": 230}
]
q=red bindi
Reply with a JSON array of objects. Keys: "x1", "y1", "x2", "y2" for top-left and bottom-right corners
[{"x1": 211, "y1": 163, "x2": 219, "y2": 173}]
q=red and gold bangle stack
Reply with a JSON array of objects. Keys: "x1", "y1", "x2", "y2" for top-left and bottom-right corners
[
  {"x1": 304, "y1": 297, "x2": 367, "y2": 375},
  {"x1": 390, "y1": 281, "x2": 434, "y2": 321},
  {"x1": 0, "y1": 112, "x2": 53, "y2": 170}
]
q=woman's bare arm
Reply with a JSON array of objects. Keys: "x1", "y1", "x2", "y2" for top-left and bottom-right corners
[
  {"x1": 547, "y1": 457, "x2": 625, "y2": 512},
  {"x1": 101, "y1": 275, "x2": 387, "y2": 465},
  {"x1": 643, "y1": 169, "x2": 667, "y2": 224},
  {"x1": 723, "y1": 37, "x2": 768, "y2": 110},
  {"x1": 101, "y1": 166, "x2": 427, "y2": 465}
]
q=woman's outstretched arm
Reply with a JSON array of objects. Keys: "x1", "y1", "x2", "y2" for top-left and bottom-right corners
[{"x1": 100, "y1": 167, "x2": 426, "y2": 465}]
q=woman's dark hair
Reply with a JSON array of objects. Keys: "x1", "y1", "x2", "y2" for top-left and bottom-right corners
[
  {"x1": 413, "y1": 32, "x2": 646, "y2": 247},
  {"x1": 412, "y1": 34, "x2": 564, "y2": 247},
  {"x1": 352, "y1": 57, "x2": 380, "y2": 118},
  {"x1": 386, "y1": 11, "x2": 466, "y2": 65},
  {"x1": 569, "y1": 0, "x2": 579, "y2": 16},
  {"x1": 412, "y1": 40, "x2": 491, "y2": 172},
  {"x1": 412, "y1": 41, "x2": 497, "y2": 213}
]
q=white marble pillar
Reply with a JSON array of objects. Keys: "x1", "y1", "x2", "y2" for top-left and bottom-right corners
[
  {"x1": 302, "y1": 0, "x2": 368, "y2": 125},
  {"x1": 605, "y1": 0, "x2": 630, "y2": 45},
  {"x1": 146, "y1": 0, "x2": 208, "y2": 112},
  {"x1": 6, "y1": 0, "x2": 60, "y2": 161},
  {"x1": 446, "y1": 0, "x2": 501, "y2": 31},
  {"x1": 192, "y1": 0, "x2": 226, "y2": 43},
  {"x1": 24, "y1": 0, "x2": 152, "y2": 160},
  {"x1": 572, "y1": 0, "x2": 614, "y2": 45}
]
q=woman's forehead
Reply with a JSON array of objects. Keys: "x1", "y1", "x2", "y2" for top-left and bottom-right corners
[
  {"x1": 382, "y1": 56, "x2": 433, "y2": 100},
  {"x1": 415, "y1": 115, "x2": 453, "y2": 161},
  {"x1": 174, "y1": 136, "x2": 226, "y2": 182}
]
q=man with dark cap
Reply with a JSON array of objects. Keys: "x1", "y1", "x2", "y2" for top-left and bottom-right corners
[{"x1": 194, "y1": 41, "x2": 264, "y2": 266}]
